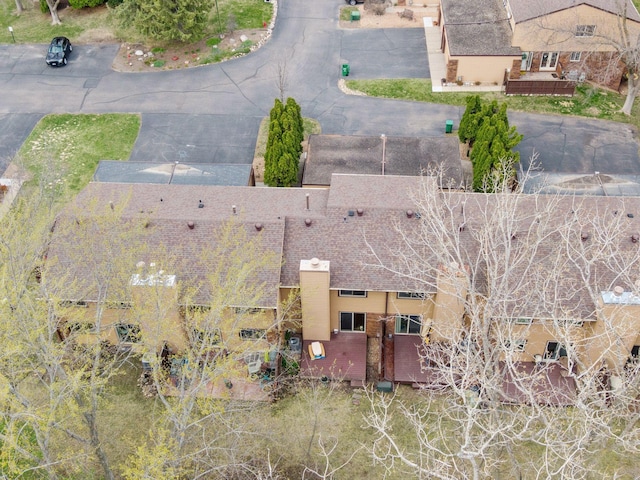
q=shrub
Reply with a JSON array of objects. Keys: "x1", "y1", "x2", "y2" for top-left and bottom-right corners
[
  {"x1": 371, "y1": 4, "x2": 386, "y2": 15},
  {"x1": 69, "y1": 0, "x2": 106, "y2": 7}
]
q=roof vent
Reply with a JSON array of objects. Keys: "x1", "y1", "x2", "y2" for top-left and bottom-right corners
[
  {"x1": 306, "y1": 193, "x2": 310, "y2": 211},
  {"x1": 581, "y1": 232, "x2": 589, "y2": 241},
  {"x1": 614, "y1": 286, "x2": 624, "y2": 296},
  {"x1": 357, "y1": 208, "x2": 364, "y2": 217},
  {"x1": 136, "y1": 261, "x2": 145, "y2": 269},
  {"x1": 255, "y1": 223, "x2": 263, "y2": 231},
  {"x1": 632, "y1": 234, "x2": 639, "y2": 243},
  {"x1": 232, "y1": 205, "x2": 237, "y2": 215},
  {"x1": 629, "y1": 213, "x2": 635, "y2": 218},
  {"x1": 305, "y1": 218, "x2": 312, "y2": 226},
  {"x1": 187, "y1": 221, "x2": 195, "y2": 230},
  {"x1": 311, "y1": 257, "x2": 320, "y2": 267},
  {"x1": 348, "y1": 210, "x2": 355, "y2": 217},
  {"x1": 406, "y1": 210, "x2": 414, "y2": 218},
  {"x1": 198, "y1": 200, "x2": 204, "y2": 209},
  {"x1": 109, "y1": 200, "x2": 114, "y2": 211}
]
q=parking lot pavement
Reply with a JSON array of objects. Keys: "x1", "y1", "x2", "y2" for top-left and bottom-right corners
[
  {"x1": 0, "y1": 113, "x2": 42, "y2": 174},
  {"x1": 129, "y1": 113, "x2": 263, "y2": 164},
  {"x1": 512, "y1": 111, "x2": 640, "y2": 193},
  {"x1": 339, "y1": 28, "x2": 430, "y2": 79}
]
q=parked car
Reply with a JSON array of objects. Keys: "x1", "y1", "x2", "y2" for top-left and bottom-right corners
[
  {"x1": 46, "y1": 37, "x2": 72, "y2": 67},
  {"x1": 345, "y1": 0, "x2": 364, "y2": 4}
]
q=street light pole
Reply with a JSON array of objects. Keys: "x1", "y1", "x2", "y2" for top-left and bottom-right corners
[{"x1": 214, "y1": 0, "x2": 222, "y2": 34}]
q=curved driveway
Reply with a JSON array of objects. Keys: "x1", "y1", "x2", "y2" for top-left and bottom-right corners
[{"x1": 0, "y1": 0, "x2": 639, "y2": 180}]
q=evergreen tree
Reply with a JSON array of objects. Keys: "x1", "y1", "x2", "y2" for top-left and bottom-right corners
[
  {"x1": 458, "y1": 95, "x2": 482, "y2": 145},
  {"x1": 466, "y1": 98, "x2": 523, "y2": 192},
  {"x1": 116, "y1": 0, "x2": 211, "y2": 42},
  {"x1": 264, "y1": 97, "x2": 304, "y2": 187}
]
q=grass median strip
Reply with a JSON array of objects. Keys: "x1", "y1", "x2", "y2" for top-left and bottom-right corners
[
  {"x1": 345, "y1": 79, "x2": 640, "y2": 130},
  {"x1": 17, "y1": 113, "x2": 140, "y2": 200}
]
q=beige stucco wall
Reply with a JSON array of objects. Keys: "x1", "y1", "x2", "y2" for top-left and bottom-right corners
[
  {"x1": 386, "y1": 294, "x2": 435, "y2": 337},
  {"x1": 443, "y1": 30, "x2": 518, "y2": 84},
  {"x1": 512, "y1": 4, "x2": 640, "y2": 52},
  {"x1": 450, "y1": 55, "x2": 517, "y2": 84},
  {"x1": 496, "y1": 321, "x2": 587, "y2": 363},
  {"x1": 330, "y1": 290, "x2": 385, "y2": 332},
  {"x1": 586, "y1": 299, "x2": 640, "y2": 372},
  {"x1": 300, "y1": 259, "x2": 331, "y2": 341},
  {"x1": 430, "y1": 266, "x2": 468, "y2": 342}
]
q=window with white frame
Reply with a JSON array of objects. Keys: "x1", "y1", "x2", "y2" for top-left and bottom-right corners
[
  {"x1": 340, "y1": 312, "x2": 366, "y2": 331},
  {"x1": 192, "y1": 328, "x2": 222, "y2": 346},
  {"x1": 504, "y1": 339, "x2": 527, "y2": 352},
  {"x1": 115, "y1": 324, "x2": 140, "y2": 343},
  {"x1": 576, "y1": 25, "x2": 595, "y2": 37},
  {"x1": 234, "y1": 307, "x2": 264, "y2": 315},
  {"x1": 514, "y1": 317, "x2": 533, "y2": 325},
  {"x1": 544, "y1": 341, "x2": 568, "y2": 360},
  {"x1": 338, "y1": 290, "x2": 367, "y2": 298},
  {"x1": 60, "y1": 300, "x2": 88, "y2": 308},
  {"x1": 239, "y1": 328, "x2": 266, "y2": 340},
  {"x1": 395, "y1": 315, "x2": 422, "y2": 334},
  {"x1": 69, "y1": 322, "x2": 96, "y2": 334},
  {"x1": 105, "y1": 301, "x2": 133, "y2": 309},
  {"x1": 570, "y1": 51, "x2": 581, "y2": 62},
  {"x1": 397, "y1": 292, "x2": 427, "y2": 300}
]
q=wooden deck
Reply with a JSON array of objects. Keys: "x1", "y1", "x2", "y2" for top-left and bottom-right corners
[
  {"x1": 392, "y1": 335, "x2": 452, "y2": 388},
  {"x1": 501, "y1": 361, "x2": 577, "y2": 406},
  {"x1": 301, "y1": 332, "x2": 367, "y2": 383}
]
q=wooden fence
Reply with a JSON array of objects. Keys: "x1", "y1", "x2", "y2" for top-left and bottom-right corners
[{"x1": 505, "y1": 80, "x2": 575, "y2": 96}]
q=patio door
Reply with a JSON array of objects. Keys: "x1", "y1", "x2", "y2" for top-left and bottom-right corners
[
  {"x1": 540, "y1": 51, "x2": 558, "y2": 70},
  {"x1": 520, "y1": 51, "x2": 533, "y2": 71}
]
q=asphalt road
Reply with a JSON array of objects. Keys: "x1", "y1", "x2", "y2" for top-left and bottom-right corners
[{"x1": 0, "y1": 0, "x2": 638, "y2": 189}]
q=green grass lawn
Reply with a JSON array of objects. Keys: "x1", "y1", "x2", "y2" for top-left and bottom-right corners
[
  {"x1": 0, "y1": 2, "x2": 112, "y2": 44},
  {"x1": 17, "y1": 113, "x2": 140, "y2": 200},
  {"x1": 345, "y1": 79, "x2": 640, "y2": 130},
  {"x1": 0, "y1": 0, "x2": 272, "y2": 44}
]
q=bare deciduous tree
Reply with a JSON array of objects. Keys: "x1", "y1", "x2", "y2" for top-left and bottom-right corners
[
  {"x1": 531, "y1": 0, "x2": 640, "y2": 114},
  {"x1": 363, "y1": 167, "x2": 640, "y2": 478}
]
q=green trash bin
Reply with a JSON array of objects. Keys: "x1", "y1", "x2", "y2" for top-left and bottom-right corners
[
  {"x1": 351, "y1": 10, "x2": 360, "y2": 21},
  {"x1": 342, "y1": 64, "x2": 350, "y2": 77},
  {"x1": 445, "y1": 120, "x2": 454, "y2": 134}
]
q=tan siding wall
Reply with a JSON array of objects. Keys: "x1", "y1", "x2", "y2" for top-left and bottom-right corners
[
  {"x1": 132, "y1": 283, "x2": 185, "y2": 352},
  {"x1": 330, "y1": 290, "x2": 386, "y2": 332},
  {"x1": 300, "y1": 260, "x2": 331, "y2": 341},
  {"x1": 497, "y1": 322, "x2": 587, "y2": 363},
  {"x1": 587, "y1": 301, "x2": 640, "y2": 371},
  {"x1": 512, "y1": 5, "x2": 640, "y2": 52},
  {"x1": 452, "y1": 56, "x2": 517, "y2": 84},
  {"x1": 431, "y1": 267, "x2": 468, "y2": 342}
]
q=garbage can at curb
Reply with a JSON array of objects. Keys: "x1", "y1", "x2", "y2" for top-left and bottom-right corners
[
  {"x1": 342, "y1": 64, "x2": 350, "y2": 77},
  {"x1": 351, "y1": 10, "x2": 360, "y2": 21},
  {"x1": 445, "y1": 120, "x2": 454, "y2": 134}
]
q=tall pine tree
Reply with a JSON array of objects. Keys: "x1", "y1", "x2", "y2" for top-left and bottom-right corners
[{"x1": 264, "y1": 98, "x2": 304, "y2": 187}]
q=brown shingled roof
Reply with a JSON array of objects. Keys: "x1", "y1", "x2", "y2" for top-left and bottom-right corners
[
  {"x1": 303, "y1": 135, "x2": 463, "y2": 188},
  {"x1": 49, "y1": 177, "x2": 640, "y2": 320},
  {"x1": 508, "y1": 0, "x2": 640, "y2": 24}
]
